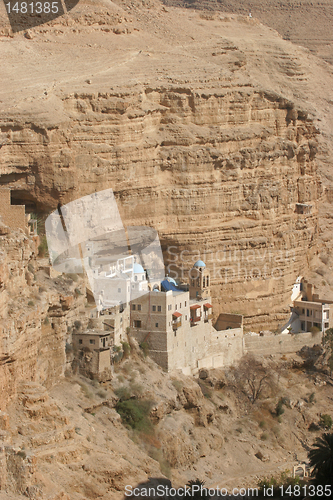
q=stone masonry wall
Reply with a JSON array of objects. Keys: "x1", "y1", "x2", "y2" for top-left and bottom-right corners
[
  {"x1": 0, "y1": 189, "x2": 26, "y2": 232},
  {"x1": 244, "y1": 331, "x2": 323, "y2": 356}
]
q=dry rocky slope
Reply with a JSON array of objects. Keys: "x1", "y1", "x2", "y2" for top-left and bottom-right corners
[
  {"x1": 162, "y1": 0, "x2": 333, "y2": 65},
  {"x1": 1, "y1": 0, "x2": 333, "y2": 329}
]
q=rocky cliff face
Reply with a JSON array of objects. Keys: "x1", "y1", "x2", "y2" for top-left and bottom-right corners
[
  {"x1": 0, "y1": 0, "x2": 332, "y2": 330},
  {"x1": 0, "y1": 228, "x2": 87, "y2": 410}
]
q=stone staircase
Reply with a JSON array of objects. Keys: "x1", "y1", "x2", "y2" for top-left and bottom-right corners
[{"x1": 14, "y1": 382, "x2": 84, "y2": 465}]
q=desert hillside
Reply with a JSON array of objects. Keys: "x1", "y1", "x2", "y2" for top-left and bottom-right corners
[
  {"x1": 0, "y1": 1, "x2": 333, "y2": 498},
  {"x1": 161, "y1": 0, "x2": 333, "y2": 65}
]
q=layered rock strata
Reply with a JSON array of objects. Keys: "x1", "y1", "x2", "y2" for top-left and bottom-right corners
[{"x1": 0, "y1": 1, "x2": 331, "y2": 329}]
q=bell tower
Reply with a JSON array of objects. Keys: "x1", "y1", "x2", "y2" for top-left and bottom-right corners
[{"x1": 189, "y1": 260, "x2": 210, "y2": 300}]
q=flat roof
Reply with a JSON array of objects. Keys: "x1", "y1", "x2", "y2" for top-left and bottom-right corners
[{"x1": 73, "y1": 329, "x2": 111, "y2": 336}]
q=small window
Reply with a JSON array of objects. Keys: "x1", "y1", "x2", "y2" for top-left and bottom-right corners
[
  {"x1": 185, "y1": 301, "x2": 187, "y2": 307},
  {"x1": 185, "y1": 315, "x2": 187, "y2": 320},
  {"x1": 175, "y1": 304, "x2": 177, "y2": 310},
  {"x1": 135, "y1": 276, "x2": 137, "y2": 281},
  {"x1": 158, "y1": 305, "x2": 161, "y2": 312},
  {"x1": 138, "y1": 304, "x2": 141, "y2": 311},
  {"x1": 142, "y1": 276, "x2": 145, "y2": 280},
  {"x1": 174, "y1": 331, "x2": 176, "y2": 337},
  {"x1": 152, "y1": 305, "x2": 156, "y2": 312},
  {"x1": 132, "y1": 304, "x2": 136, "y2": 311},
  {"x1": 134, "y1": 320, "x2": 141, "y2": 328},
  {"x1": 155, "y1": 323, "x2": 158, "y2": 328},
  {"x1": 90, "y1": 339, "x2": 95, "y2": 345},
  {"x1": 118, "y1": 288, "x2": 121, "y2": 293},
  {"x1": 79, "y1": 339, "x2": 83, "y2": 344},
  {"x1": 179, "y1": 303, "x2": 181, "y2": 309}
]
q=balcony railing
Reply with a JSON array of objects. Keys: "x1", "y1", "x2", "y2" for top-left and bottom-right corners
[
  {"x1": 204, "y1": 313, "x2": 213, "y2": 322},
  {"x1": 172, "y1": 319, "x2": 182, "y2": 329},
  {"x1": 190, "y1": 316, "x2": 201, "y2": 324}
]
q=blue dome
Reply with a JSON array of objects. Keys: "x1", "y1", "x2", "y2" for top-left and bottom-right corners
[
  {"x1": 133, "y1": 263, "x2": 144, "y2": 274},
  {"x1": 193, "y1": 260, "x2": 206, "y2": 268},
  {"x1": 165, "y1": 277, "x2": 177, "y2": 285}
]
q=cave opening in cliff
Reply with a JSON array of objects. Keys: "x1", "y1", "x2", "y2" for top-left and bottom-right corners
[{"x1": 10, "y1": 190, "x2": 37, "y2": 213}]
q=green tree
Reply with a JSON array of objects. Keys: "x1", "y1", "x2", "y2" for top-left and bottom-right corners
[{"x1": 308, "y1": 433, "x2": 333, "y2": 485}]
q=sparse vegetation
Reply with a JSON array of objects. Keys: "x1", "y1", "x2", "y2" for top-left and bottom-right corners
[
  {"x1": 198, "y1": 379, "x2": 212, "y2": 399},
  {"x1": 66, "y1": 273, "x2": 78, "y2": 282},
  {"x1": 323, "y1": 328, "x2": 333, "y2": 375},
  {"x1": 171, "y1": 379, "x2": 184, "y2": 392},
  {"x1": 139, "y1": 341, "x2": 150, "y2": 357},
  {"x1": 28, "y1": 300, "x2": 34, "y2": 307},
  {"x1": 275, "y1": 397, "x2": 289, "y2": 417},
  {"x1": 114, "y1": 385, "x2": 131, "y2": 401},
  {"x1": 97, "y1": 390, "x2": 107, "y2": 399},
  {"x1": 79, "y1": 383, "x2": 93, "y2": 399},
  {"x1": 116, "y1": 399, "x2": 154, "y2": 432},
  {"x1": 309, "y1": 392, "x2": 316, "y2": 404},
  {"x1": 121, "y1": 341, "x2": 130, "y2": 359},
  {"x1": 65, "y1": 342, "x2": 73, "y2": 354},
  {"x1": 186, "y1": 479, "x2": 209, "y2": 499},
  {"x1": 258, "y1": 472, "x2": 300, "y2": 497},
  {"x1": 320, "y1": 414, "x2": 333, "y2": 430},
  {"x1": 234, "y1": 355, "x2": 274, "y2": 403},
  {"x1": 38, "y1": 235, "x2": 48, "y2": 258}
]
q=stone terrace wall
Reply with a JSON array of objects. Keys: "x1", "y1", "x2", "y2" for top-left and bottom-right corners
[
  {"x1": 244, "y1": 331, "x2": 322, "y2": 356},
  {"x1": 196, "y1": 327, "x2": 244, "y2": 372},
  {"x1": 132, "y1": 329, "x2": 168, "y2": 370},
  {"x1": 0, "y1": 188, "x2": 26, "y2": 232}
]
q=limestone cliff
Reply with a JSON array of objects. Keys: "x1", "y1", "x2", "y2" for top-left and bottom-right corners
[
  {"x1": 0, "y1": 227, "x2": 87, "y2": 409},
  {"x1": 0, "y1": 0, "x2": 332, "y2": 331}
]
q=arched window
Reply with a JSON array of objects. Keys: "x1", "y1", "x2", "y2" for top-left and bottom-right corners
[
  {"x1": 203, "y1": 277, "x2": 206, "y2": 288},
  {"x1": 207, "y1": 276, "x2": 209, "y2": 287}
]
